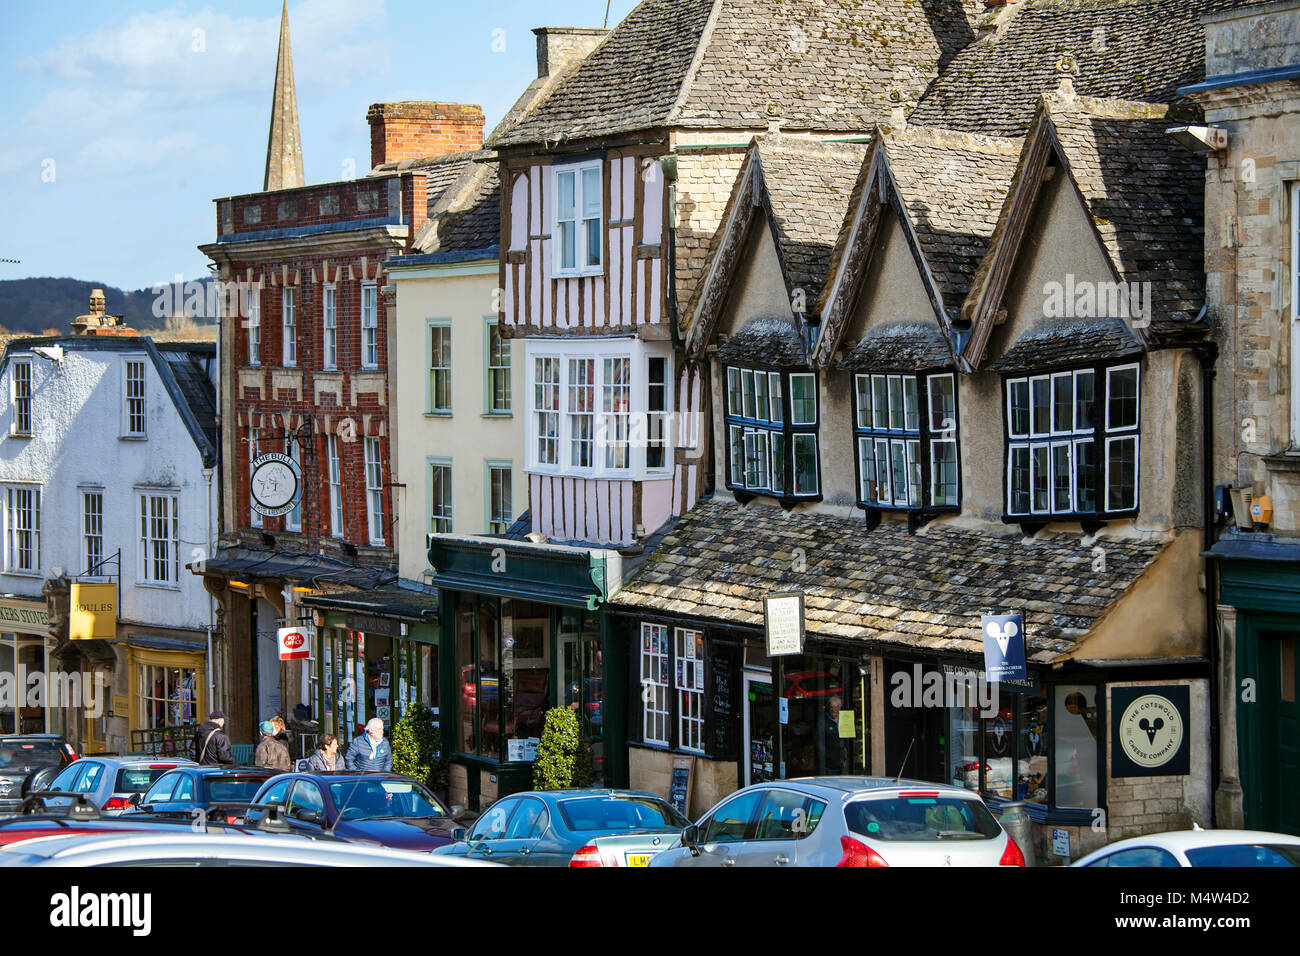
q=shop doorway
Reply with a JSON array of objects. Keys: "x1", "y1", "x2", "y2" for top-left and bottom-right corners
[
  {"x1": 743, "y1": 672, "x2": 775, "y2": 786},
  {"x1": 884, "y1": 660, "x2": 946, "y2": 783},
  {"x1": 1259, "y1": 631, "x2": 1298, "y2": 835}
]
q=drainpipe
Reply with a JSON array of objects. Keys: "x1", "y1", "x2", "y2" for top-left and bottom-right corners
[
  {"x1": 1195, "y1": 338, "x2": 1221, "y2": 820},
  {"x1": 203, "y1": 466, "x2": 215, "y2": 713}
]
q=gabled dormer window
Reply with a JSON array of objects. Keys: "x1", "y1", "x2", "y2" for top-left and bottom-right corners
[
  {"x1": 724, "y1": 366, "x2": 819, "y2": 499},
  {"x1": 552, "y1": 160, "x2": 603, "y2": 277},
  {"x1": 853, "y1": 372, "x2": 960, "y2": 510},
  {"x1": 1004, "y1": 363, "x2": 1139, "y2": 519}
]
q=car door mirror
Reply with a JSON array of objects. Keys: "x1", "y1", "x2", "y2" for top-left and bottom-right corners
[
  {"x1": 295, "y1": 809, "x2": 324, "y2": 825},
  {"x1": 450, "y1": 804, "x2": 466, "y2": 819},
  {"x1": 128, "y1": 792, "x2": 142, "y2": 807},
  {"x1": 682, "y1": 824, "x2": 701, "y2": 854},
  {"x1": 450, "y1": 826, "x2": 468, "y2": 843}
]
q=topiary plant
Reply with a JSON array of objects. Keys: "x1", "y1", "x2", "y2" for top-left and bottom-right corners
[
  {"x1": 391, "y1": 702, "x2": 448, "y2": 795},
  {"x1": 532, "y1": 706, "x2": 596, "y2": 790}
]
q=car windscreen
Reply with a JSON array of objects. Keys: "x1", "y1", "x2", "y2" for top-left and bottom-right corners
[
  {"x1": 1185, "y1": 844, "x2": 1300, "y2": 867},
  {"x1": 0, "y1": 742, "x2": 63, "y2": 773},
  {"x1": 203, "y1": 776, "x2": 271, "y2": 803},
  {"x1": 115, "y1": 768, "x2": 176, "y2": 793},
  {"x1": 327, "y1": 779, "x2": 446, "y2": 820},
  {"x1": 557, "y1": 796, "x2": 690, "y2": 832},
  {"x1": 845, "y1": 795, "x2": 1002, "y2": 842}
]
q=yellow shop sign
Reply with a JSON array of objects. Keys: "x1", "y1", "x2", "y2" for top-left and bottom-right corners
[{"x1": 69, "y1": 583, "x2": 117, "y2": 640}]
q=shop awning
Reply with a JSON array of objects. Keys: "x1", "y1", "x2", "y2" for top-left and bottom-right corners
[
  {"x1": 427, "y1": 535, "x2": 617, "y2": 610},
  {"x1": 51, "y1": 638, "x2": 117, "y2": 666},
  {"x1": 189, "y1": 546, "x2": 396, "y2": 590},
  {"x1": 1203, "y1": 533, "x2": 1300, "y2": 564},
  {"x1": 301, "y1": 582, "x2": 441, "y2": 624},
  {"x1": 611, "y1": 496, "x2": 1176, "y2": 663}
]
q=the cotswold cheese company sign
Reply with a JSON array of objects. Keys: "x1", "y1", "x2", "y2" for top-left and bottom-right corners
[
  {"x1": 250, "y1": 452, "x2": 302, "y2": 517},
  {"x1": 1110, "y1": 684, "x2": 1191, "y2": 777}
]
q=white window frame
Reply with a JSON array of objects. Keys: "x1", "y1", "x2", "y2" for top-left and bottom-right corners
[
  {"x1": 639, "y1": 622, "x2": 669, "y2": 746},
  {"x1": 327, "y1": 435, "x2": 343, "y2": 538},
  {"x1": 428, "y1": 320, "x2": 451, "y2": 414},
  {"x1": 282, "y1": 287, "x2": 297, "y2": 367},
  {"x1": 1104, "y1": 434, "x2": 1140, "y2": 513},
  {"x1": 1104, "y1": 363, "x2": 1141, "y2": 433},
  {"x1": 285, "y1": 438, "x2": 302, "y2": 532},
  {"x1": 322, "y1": 284, "x2": 337, "y2": 371},
  {"x1": 248, "y1": 427, "x2": 262, "y2": 529},
  {"x1": 83, "y1": 489, "x2": 104, "y2": 576},
  {"x1": 10, "y1": 358, "x2": 32, "y2": 436},
  {"x1": 364, "y1": 437, "x2": 384, "y2": 546},
  {"x1": 123, "y1": 358, "x2": 147, "y2": 438},
  {"x1": 3, "y1": 485, "x2": 40, "y2": 575},
  {"x1": 675, "y1": 627, "x2": 705, "y2": 754},
  {"x1": 429, "y1": 459, "x2": 452, "y2": 535},
  {"x1": 487, "y1": 461, "x2": 512, "y2": 534},
  {"x1": 551, "y1": 159, "x2": 604, "y2": 278},
  {"x1": 525, "y1": 339, "x2": 673, "y2": 479},
  {"x1": 361, "y1": 281, "x2": 378, "y2": 369},
  {"x1": 248, "y1": 285, "x2": 261, "y2": 367},
  {"x1": 137, "y1": 491, "x2": 179, "y2": 587},
  {"x1": 486, "y1": 318, "x2": 511, "y2": 414}
]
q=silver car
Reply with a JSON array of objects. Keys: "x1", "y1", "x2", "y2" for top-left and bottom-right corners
[
  {"x1": 0, "y1": 830, "x2": 498, "y2": 866},
  {"x1": 32, "y1": 756, "x2": 197, "y2": 815},
  {"x1": 1073, "y1": 829, "x2": 1300, "y2": 867},
  {"x1": 649, "y1": 777, "x2": 1025, "y2": 867}
]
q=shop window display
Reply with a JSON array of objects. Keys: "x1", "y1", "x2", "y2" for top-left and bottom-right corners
[{"x1": 779, "y1": 656, "x2": 864, "y2": 778}]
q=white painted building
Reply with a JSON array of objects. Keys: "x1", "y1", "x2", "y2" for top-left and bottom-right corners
[{"x1": 0, "y1": 318, "x2": 218, "y2": 755}]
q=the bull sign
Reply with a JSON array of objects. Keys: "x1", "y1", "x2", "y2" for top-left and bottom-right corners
[{"x1": 278, "y1": 626, "x2": 310, "y2": 660}]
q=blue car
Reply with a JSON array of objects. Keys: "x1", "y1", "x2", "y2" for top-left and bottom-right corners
[{"x1": 432, "y1": 789, "x2": 689, "y2": 867}]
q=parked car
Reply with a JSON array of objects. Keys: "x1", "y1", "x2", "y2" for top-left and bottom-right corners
[
  {"x1": 122, "y1": 766, "x2": 280, "y2": 824},
  {"x1": 245, "y1": 771, "x2": 466, "y2": 850},
  {"x1": 432, "y1": 789, "x2": 691, "y2": 866},
  {"x1": 0, "y1": 830, "x2": 497, "y2": 867},
  {"x1": 29, "y1": 756, "x2": 195, "y2": 815},
  {"x1": 1073, "y1": 829, "x2": 1300, "y2": 867},
  {"x1": 0, "y1": 735, "x2": 77, "y2": 815},
  {"x1": 650, "y1": 777, "x2": 1025, "y2": 867}
]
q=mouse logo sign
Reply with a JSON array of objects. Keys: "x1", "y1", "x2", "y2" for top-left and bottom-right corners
[
  {"x1": 1111, "y1": 685, "x2": 1190, "y2": 777},
  {"x1": 278, "y1": 625, "x2": 310, "y2": 660}
]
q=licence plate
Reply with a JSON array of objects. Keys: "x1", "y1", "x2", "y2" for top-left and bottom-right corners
[{"x1": 626, "y1": 853, "x2": 653, "y2": 867}]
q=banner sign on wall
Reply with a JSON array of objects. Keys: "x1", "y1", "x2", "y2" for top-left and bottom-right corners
[
  {"x1": 278, "y1": 625, "x2": 310, "y2": 661},
  {"x1": 982, "y1": 613, "x2": 1028, "y2": 683},
  {"x1": 1110, "y1": 684, "x2": 1190, "y2": 777}
]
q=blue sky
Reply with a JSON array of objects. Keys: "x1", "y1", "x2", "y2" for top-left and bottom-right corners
[{"x1": 0, "y1": 0, "x2": 639, "y2": 290}]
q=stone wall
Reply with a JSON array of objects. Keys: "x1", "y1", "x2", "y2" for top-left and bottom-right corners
[{"x1": 628, "y1": 746, "x2": 736, "y2": 819}]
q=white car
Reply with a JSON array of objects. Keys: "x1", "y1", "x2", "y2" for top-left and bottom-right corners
[
  {"x1": 1073, "y1": 829, "x2": 1300, "y2": 867},
  {"x1": 0, "y1": 830, "x2": 500, "y2": 867}
]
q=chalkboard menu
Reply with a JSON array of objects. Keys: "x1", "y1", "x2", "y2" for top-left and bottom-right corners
[
  {"x1": 668, "y1": 759, "x2": 693, "y2": 815},
  {"x1": 705, "y1": 645, "x2": 740, "y2": 760}
]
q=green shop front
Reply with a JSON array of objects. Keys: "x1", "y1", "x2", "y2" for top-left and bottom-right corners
[
  {"x1": 427, "y1": 535, "x2": 628, "y2": 810},
  {"x1": 1208, "y1": 534, "x2": 1300, "y2": 835},
  {"x1": 300, "y1": 586, "x2": 441, "y2": 749}
]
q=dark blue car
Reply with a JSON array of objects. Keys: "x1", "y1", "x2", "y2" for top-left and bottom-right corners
[{"x1": 123, "y1": 766, "x2": 280, "y2": 824}]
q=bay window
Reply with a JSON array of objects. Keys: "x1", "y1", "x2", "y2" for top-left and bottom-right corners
[
  {"x1": 553, "y1": 160, "x2": 603, "y2": 276},
  {"x1": 526, "y1": 341, "x2": 672, "y2": 478},
  {"x1": 724, "y1": 366, "x2": 819, "y2": 499},
  {"x1": 1005, "y1": 363, "x2": 1138, "y2": 519},
  {"x1": 853, "y1": 372, "x2": 960, "y2": 510}
]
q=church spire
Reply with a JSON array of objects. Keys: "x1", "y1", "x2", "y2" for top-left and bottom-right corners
[{"x1": 263, "y1": 0, "x2": 305, "y2": 191}]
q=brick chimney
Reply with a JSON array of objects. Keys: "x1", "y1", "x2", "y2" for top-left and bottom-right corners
[
  {"x1": 71, "y1": 288, "x2": 136, "y2": 336},
  {"x1": 367, "y1": 102, "x2": 485, "y2": 169},
  {"x1": 533, "y1": 27, "x2": 607, "y2": 78}
]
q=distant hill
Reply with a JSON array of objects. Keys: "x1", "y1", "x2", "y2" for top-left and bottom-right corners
[{"x1": 0, "y1": 277, "x2": 219, "y2": 336}]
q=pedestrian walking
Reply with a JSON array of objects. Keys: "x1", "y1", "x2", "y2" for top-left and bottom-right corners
[
  {"x1": 344, "y1": 718, "x2": 392, "y2": 771},
  {"x1": 193, "y1": 711, "x2": 234, "y2": 765},
  {"x1": 304, "y1": 734, "x2": 340, "y2": 772},
  {"x1": 254, "y1": 719, "x2": 292, "y2": 771}
]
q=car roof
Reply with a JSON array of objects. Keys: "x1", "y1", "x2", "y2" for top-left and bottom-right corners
[
  {"x1": 774, "y1": 776, "x2": 980, "y2": 797},
  {"x1": 78, "y1": 756, "x2": 197, "y2": 769},
  {"x1": 0, "y1": 735, "x2": 64, "y2": 742},
  {"x1": 1085, "y1": 829, "x2": 1300, "y2": 854}
]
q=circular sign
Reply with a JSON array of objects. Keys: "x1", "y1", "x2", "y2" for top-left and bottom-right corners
[
  {"x1": 283, "y1": 631, "x2": 305, "y2": 649},
  {"x1": 1117, "y1": 693, "x2": 1184, "y2": 769},
  {"x1": 250, "y1": 452, "x2": 301, "y2": 517}
]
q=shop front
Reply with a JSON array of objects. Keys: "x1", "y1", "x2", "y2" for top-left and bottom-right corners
[
  {"x1": 300, "y1": 587, "x2": 440, "y2": 751},
  {"x1": 427, "y1": 535, "x2": 628, "y2": 810},
  {"x1": 0, "y1": 594, "x2": 57, "y2": 736}
]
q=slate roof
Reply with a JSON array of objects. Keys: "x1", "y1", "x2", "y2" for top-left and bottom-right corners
[
  {"x1": 300, "y1": 581, "x2": 441, "y2": 623},
  {"x1": 717, "y1": 316, "x2": 808, "y2": 368},
  {"x1": 840, "y1": 322, "x2": 954, "y2": 372},
  {"x1": 417, "y1": 162, "x2": 501, "y2": 256},
  {"x1": 910, "y1": 0, "x2": 1229, "y2": 137},
  {"x1": 988, "y1": 317, "x2": 1143, "y2": 373},
  {"x1": 611, "y1": 496, "x2": 1168, "y2": 660},
  {"x1": 495, "y1": 0, "x2": 985, "y2": 148},
  {"x1": 759, "y1": 138, "x2": 869, "y2": 303},
  {"x1": 156, "y1": 343, "x2": 217, "y2": 451},
  {"x1": 373, "y1": 151, "x2": 478, "y2": 214}
]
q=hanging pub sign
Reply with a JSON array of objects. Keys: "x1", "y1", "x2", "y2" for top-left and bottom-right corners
[
  {"x1": 250, "y1": 452, "x2": 302, "y2": 517},
  {"x1": 1111, "y1": 684, "x2": 1190, "y2": 777},
  {"x1": 981, "y1": 613, "x2": 1028, "y2": 683},
  {"x1": 278, "y1": 624, "x2": 311, "y2": 661},
  {"x1": 764, "y1": 591, "x2": 805, "y2": 657}
]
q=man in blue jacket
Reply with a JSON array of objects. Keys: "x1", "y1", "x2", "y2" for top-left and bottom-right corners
[{"x1": 344, "y1": 718, "x2": 393, "y2": 771}]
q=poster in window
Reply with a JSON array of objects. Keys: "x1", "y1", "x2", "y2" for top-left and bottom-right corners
[
  {"x1": 643, "y1": 630, "x2": 650, "y2": 652},
  {"x1": 694, "y1": 660, "x2": 704, "y2": 690},
  {"x1": 695, "y1": 634, "x2": 703, "y2": 660},
  {"x1": 676, "y1": 660, "x2": 686, "y2": 690},
  {"x1": 660, "y1": 658, "x2": 668, "y2": 685}
]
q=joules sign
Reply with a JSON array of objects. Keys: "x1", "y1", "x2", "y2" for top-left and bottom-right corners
[{"x1": 69, "y1": 583, "x2": 117, "y2": 640}]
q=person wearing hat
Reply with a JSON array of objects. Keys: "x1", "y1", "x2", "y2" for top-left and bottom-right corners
[
  {"x1": 193, "y1": 711, "x2": 234, "y2": 766},
  {"x1": 254, "y1": 719, "x2": 292, "y2": 771}
]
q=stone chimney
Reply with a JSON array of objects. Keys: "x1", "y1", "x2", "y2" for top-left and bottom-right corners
[
  {"x1": 533, "y1": 27, "x2": 607, "y2": 78},
  {"x1": 367, "y1": 102, "x2": 485, "y2": 169},
  {"x1": 71, "y1": 288, "x2": 136, "y2": 336}
]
